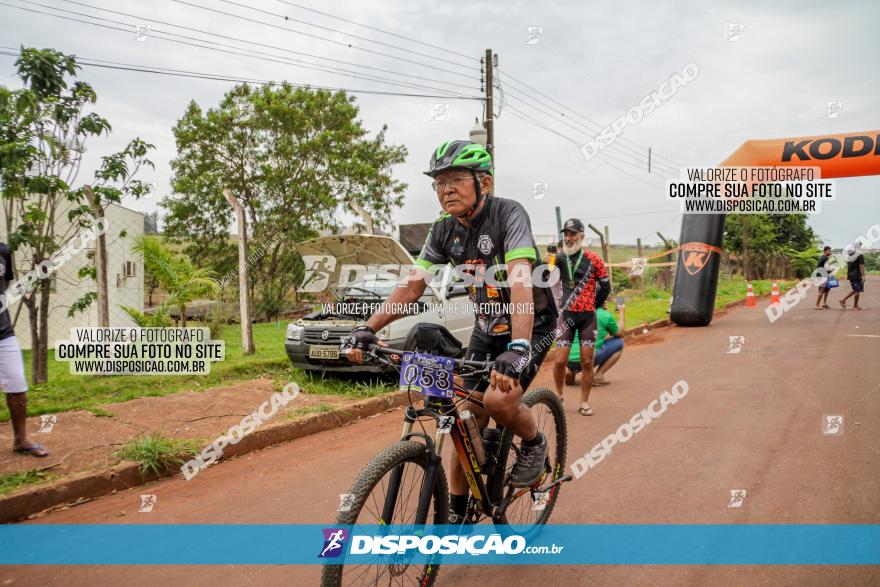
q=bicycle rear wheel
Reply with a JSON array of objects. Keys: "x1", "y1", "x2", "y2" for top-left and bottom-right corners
[
  {"x1": 490, "y1": 387, "x2": 567, "y2": 532},
  {"x1": 321, "y1": 440, "x2": 449, "y2": 587}
]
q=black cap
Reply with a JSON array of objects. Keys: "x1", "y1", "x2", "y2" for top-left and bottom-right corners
[{"x1": 561, "y1": 218, "x2": 584, "y2": 234}]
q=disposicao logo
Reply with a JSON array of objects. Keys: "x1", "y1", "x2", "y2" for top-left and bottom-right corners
[{"x1": 319, "y1": 528, "x2": 349, "y2": 558}]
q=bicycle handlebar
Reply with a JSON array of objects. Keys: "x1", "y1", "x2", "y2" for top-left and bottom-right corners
[{"x1": 352, "y1": 343, "x2": 494, "y2": 374}]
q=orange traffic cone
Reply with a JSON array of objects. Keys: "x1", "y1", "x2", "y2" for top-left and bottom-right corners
[
  {"x1": 770, "y1": 282, "x2": 781, "y2": 304},
  {"x1": 746, "y1": 282, "x2": 757, "y2": 307}
]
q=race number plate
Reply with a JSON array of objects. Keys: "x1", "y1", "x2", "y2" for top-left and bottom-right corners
[{"x1": 399, "y1": 352, "x2": 454, "y2": 398}]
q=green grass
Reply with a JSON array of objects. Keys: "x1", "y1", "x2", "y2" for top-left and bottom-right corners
[
  {"x1": 287, "y1": 402, "x2": 336, "y2": 419},
  {"x1": 114, "y1": 434, "x2": 201, "y2": 479},
  {"x1": 0, "y1": 469, "x2": 55, "y2": 496},
  {"x1": 296, "y1": 371, "x2": 396, "y2": 399},
  {"x1": 4, "y1": 322, "x2": 295, "y2": 421},
  {"x1": 611, "y1": 276, "x2": 795, "y2": 329}
]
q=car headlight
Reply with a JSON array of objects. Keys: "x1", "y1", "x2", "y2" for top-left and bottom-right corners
[
  {"x1": 287, "y1": 324, "x2": 303, "y2": 341},
  {"x1": 377, "y1": 326, "x2": 390, "y2": 341}
]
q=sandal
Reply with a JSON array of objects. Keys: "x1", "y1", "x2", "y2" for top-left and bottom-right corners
[
  {"x1": 839, "y1": 300, "x2": 847, "y2": 309},
  {"x1": 578, "y1": 406, "x2": 594, "y2": 416},
  {"x1": 13, "y1": 443, "x2": 50, "y2": 458},
  {"x1": 593, "y1": 378, "x2": 610, "y2": 386}
]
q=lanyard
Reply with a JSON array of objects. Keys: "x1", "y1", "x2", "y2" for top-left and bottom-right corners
[{"x1": 566, "y1": 251, "x2": 584, "y2": 282}]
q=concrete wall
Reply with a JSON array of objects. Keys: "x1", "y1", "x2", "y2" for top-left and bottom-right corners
[{"x1": 0, "y1": 202, "x2": 144, "y2": 350}]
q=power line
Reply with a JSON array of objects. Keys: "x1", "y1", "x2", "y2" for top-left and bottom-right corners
[
  {"x1": 272, "y1": 0, "x2": 479, "y2": 63},
  {"x1": 499, "y1": 68, "x2": 685, "y2": 169},
  {"x1": 55, "y1": 0, "x2": 477, "y2": 91},
  {"x1": 503, "y1": 87, "x2": 680, "y2": 176},
  {"x1": 505, "y1": 105, "x2": 666, "y2": 190},
  {"x1": 0, "y1": 48, "x2": 482, "y2": 99},
  {"x1": 214, "y1": 0, "x2": 475, "y2": 69},
  {"x1": 491, "y1": 66, "x2": 679, "y2": 174},
  {"x1": 505, "y1": 103, "x2": 671, "y2": 183},
  {"x1": 171, "y1": 0, "x2": 479, "y2": 81},
  {"x1": 3, "y1": 1, "x2": 479, "y2": 98}
]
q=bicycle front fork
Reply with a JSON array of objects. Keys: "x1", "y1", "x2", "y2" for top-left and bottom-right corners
[{"x1": 380, "y1": 406, "x2": 447, "y2": 526}]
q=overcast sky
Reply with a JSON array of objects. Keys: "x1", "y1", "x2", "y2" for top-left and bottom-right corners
[{"x1": 1, "y1": 0, "x2": 878, "y2": 248}]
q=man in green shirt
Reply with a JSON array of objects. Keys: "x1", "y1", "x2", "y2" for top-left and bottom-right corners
[{"x1": 565, "y1": 301, "x2": 625, "y2": 385}]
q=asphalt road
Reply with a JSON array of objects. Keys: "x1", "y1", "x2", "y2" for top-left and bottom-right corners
[{"x1": 5, "y1": 277, "x2": 879, "y2": 586}]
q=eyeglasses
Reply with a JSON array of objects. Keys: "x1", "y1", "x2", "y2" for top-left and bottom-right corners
[{"x1": 431, "y1": 176, "x2": 472, "y2": 192}]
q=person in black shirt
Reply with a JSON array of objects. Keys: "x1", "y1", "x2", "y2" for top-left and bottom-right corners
[
  {"x1": 0, "y1": 242, "x2": 49, "y2": 457},
  {"x1": 839, "y1": 242, "x2": 866, "y2": 310},
  {"x1": 815, "y1": 245, "x2": 832, "y2": 309},
  {"x1": 346, "y1": 140, "x2": 555, "y2": 523}
]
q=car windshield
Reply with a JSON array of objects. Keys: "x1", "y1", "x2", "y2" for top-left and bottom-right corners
[
  {"x1": 342, "y1": 282, "x2": 394, "y2": 299},
  {"x1": 341, "y1": 278, "x2": 434, "y2": 304}
]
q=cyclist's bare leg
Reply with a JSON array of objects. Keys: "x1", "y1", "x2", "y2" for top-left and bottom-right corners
[
  {"x1": 552, "y1": 343, "x2": 572, "y2": 400},
  {"x1": 483, "y1": 383, "x2": 537, "y2": 441},
  {"x1": 579, "y1": 346, "x2": 595, "y2": 410}
]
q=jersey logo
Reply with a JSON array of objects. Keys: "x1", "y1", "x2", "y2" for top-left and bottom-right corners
[
  {"x1": 477, "y1": 234, "x2": 493, "y2": 255},
  {"x1": 450, "y1": 236, "x2": 464, "y2": 257}
]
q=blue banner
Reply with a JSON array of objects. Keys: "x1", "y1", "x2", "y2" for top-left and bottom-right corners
[{"x1": 2, "y1": 524, "x2": 878, "y2": 565}]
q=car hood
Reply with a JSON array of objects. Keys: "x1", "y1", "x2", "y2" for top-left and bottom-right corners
[{"x1": 295, "y1": 234, "x2": 418, "y2": 298}]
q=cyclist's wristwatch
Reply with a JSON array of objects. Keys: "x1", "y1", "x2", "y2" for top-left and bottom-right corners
[{"x1": 507, "y1": 338, "x2": 531, "y2": 353}]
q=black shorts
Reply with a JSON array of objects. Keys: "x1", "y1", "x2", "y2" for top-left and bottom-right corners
[
  {"x1": 461, "y1": 324, "x2": 556, "y2": 392},
  {"x1": 850, "y1": 277, "x2": 864, "y2": 293},
  {"x1": 555, "y1": 310, "x2": 597, "y2": 349}
]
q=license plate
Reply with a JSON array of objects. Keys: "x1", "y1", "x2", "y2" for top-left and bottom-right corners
[
  {"x1": 309, "y1": 345, "x2": 340, "y2": 360},
  {"x1": 399, "y1": 352, "x2": 454, "y2": 398}
]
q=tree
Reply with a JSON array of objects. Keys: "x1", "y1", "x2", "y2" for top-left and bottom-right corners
[
  {"x1": 0, "y1": 47, "x2": 153, "y2": 383},
  {"x1": 144, "y1": 211, "x2": 159, "y2": 234},
  {"x1": 162, "y1": 83, "x2": 407, "y2": 314},
  {"x1": 724, "y1": 214, "x2": 816, "y2": 279},
  {"x1": 129, "y1": 235, "x2": 219, "y2": 327}
]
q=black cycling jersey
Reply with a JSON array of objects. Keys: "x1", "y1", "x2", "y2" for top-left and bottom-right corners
[{"x1": 415, "y1": 196, "x2": 558, "y2": 336}]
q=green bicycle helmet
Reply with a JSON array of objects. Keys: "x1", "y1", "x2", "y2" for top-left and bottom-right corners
[
  {"x1": 424, "y1": 140, "x2": 493, "y2": 178},
  {"x1": 425, "y1": 140, "x2": 493, "y2": 219}
]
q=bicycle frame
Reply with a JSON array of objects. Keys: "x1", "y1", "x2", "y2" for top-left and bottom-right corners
[{"x1": 381, "y1": 384, "x2": 512, "y2": 527}]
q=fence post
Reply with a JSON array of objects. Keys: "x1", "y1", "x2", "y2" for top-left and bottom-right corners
[
  {"x1": 83, "y1": 185, "x2": 109, "y2": 328},
  {"x1": 637, "y1": 237, "x2": 644, "y2": 298},
  {"x1": 223, "y1": 188, "x2": 255, "y2": 355},
  {"x1": 588, "y1": 223, "x2": 611, "y2": 288}
]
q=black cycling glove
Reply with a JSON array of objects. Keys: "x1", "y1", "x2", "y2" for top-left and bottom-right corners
[
  {"x1": 493, "y1": 348, "x2": 529, "y2": 379},
  {"x1": 344, "y1": 325, "x2": 378, "y2": 351}
]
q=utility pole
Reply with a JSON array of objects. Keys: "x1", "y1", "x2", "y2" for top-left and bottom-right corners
[
  {"x1": 648, "y1": 147, "x2": 652, "y2": 174},
  {"x1": 484, "y1": 48, "x2": 495, "y2": 163},
  {"x1": 223, "y1": 188, "x2": 255, "y2": 355}
]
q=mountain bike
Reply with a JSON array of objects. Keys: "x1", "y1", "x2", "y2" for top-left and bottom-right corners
[{"x1": 321, "y1": 324, "x2": 570, "y2": 586}]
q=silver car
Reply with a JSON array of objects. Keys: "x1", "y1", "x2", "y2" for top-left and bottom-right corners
[{"x1": 285, "y1": 235, "x2": 474, "y2": 373}]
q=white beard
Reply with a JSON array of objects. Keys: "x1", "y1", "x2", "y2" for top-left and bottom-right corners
[{"x1": 562, "y1": 240, "x2": 582, "y2": 255}]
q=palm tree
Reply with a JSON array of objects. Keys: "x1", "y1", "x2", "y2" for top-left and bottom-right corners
[{"x1": 125, "y1": 235, "x2": 219, "y2": 327}]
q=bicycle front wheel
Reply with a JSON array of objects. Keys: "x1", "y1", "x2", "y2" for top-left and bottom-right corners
[
  {"x1": 321, "y1": 440, "x2": 449, "y2": 587},
  {"x1": 491, "y1": 387, "x2": 567, "y2": 531}
]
